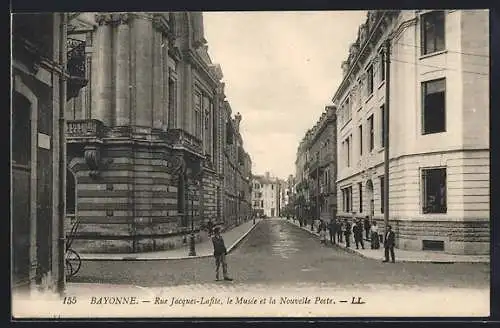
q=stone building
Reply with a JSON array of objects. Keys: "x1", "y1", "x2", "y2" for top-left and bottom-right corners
[
  {"x1": 305, "y1": 106, "x2": 338, "y2": 222},
  {"x1": 223, "y1": 107, "x2": 253, "y2": 227},
  {"x1": 252, "y1": 172, "x2": 280, "y2": 218},
  {"x1": 12, "y1": 13, "x2": 85, "y2": 292},
  {"x1": 294, "y1": 106, "x2": 338, "y2": 226},
  {"x1": 64, "y1": 12, "x2": 252, "y2": 253},
  {"x1": 333, "y1": 10, "x2": 489, "y2": 254},
  {"x1": 294, "y1": 133, "x2": 312, "y2": 222},
  {"x1": 279, "y1": 175, "x2": 295, "y2": 217}
]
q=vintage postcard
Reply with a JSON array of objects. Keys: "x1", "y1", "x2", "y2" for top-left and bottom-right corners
[{"x1": 11, "y1": 10, "x2": 490, "y2": 319}]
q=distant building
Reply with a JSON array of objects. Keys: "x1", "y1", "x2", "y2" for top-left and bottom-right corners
[
  {"x1": 333, "y1": 10, "x2": 489, "y2": 254},
  {"x1": 251, "y1": 172, "x2": 280, "y2": 217},
  {"x1": 279, "y1": 174, "x2": 296, "y2": 217},
  {"x1": 294, "y1": 106, "x2": 338, "y2": 225}
]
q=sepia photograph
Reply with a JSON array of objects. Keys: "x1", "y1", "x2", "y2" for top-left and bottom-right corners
[{"x1": 11, "y1": 9, "x2": 491, "y2": 319}]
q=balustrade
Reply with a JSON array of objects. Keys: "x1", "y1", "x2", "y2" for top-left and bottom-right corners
[{"x1": 66, "y1": 119, "x2": 105, "y2": 138}]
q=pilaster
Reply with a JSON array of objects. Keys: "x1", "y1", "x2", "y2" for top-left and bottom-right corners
[
  {"x1": 114, "y1": 14, "x2": 131, "y2": 126},
  {"x1": 92, "y1": 14, "x2": 114, "y2": 126},
  {"x1": 133, "y1": 16, "x2": 153, "y2": 127},
  {"x1": 152, "y1": 30, "x2": 163, "y2": 129}
]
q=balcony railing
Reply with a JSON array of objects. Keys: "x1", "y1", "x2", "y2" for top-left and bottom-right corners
[
  {"x1": 165, "y1": 129, "x2": 203, "y2": 155},
  {"x1": 308, "y1": 159, "x2": 320, "y2": 176},
  {"x1": 67, "y1": 38, "x2": 88, "y2": 100},
  {"x1": 66, "y1": 119, "x2": 105, "y2": 139}
]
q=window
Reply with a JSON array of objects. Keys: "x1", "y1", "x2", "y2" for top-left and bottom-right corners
[
  {"x1": 380, "y1": 104, "x2": 385, "y2": 148},
  {"x1": 422, "y1": 78, "x2": 446, "y2": 134},
  {"x1": 380, "y1": 176, "x2": 385, "y2": 214},
  {"x1": 168, "y1": 74, "x2": 177, "y2": 128},
  {"x1": 346, "y1": 136, "x2": 351, "y2": 167},
  {"x1": 368, "y1": 115, "x2": 374, "y2": 151},
  {"x1": 342, "y1": 186, "x2": 352, "y2": 213},
  {"x1": 194, "y1": 91, "x2": 202, "y2": 138},
  {"x1": 261, "y1": 200, "x2": 264, "y2": 207},
  {"x1": 421, "y1": 11, "x2": 445, "y2": 55},
  {"x1": 379, "y1": 51, "x2": 385, "y2": 83},
  {"x1": 325, "y1": 169, "x2": 331, "y2": 192},
  {"x1": 422, "y1": 168, "x2": 447, "y2": 213},
  {"x1": 358, "y1": 182, "x2": 363, "y2": 213},
  {"x1": 367, "y1": 65, "x2": 374, "y2": 96},
  {"x1": 359, "y1": 124, "x2": 363, "y2": 155},
  {"x1": 12, "y1": 93, "x2": 31, "y2": 166}
]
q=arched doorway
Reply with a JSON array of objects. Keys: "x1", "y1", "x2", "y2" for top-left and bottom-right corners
[
  {"x1": 366, "y1": 179, "x2": 374, "y2": 220},
  {"x1": 12, "y1": 92, "x2": 32, "y2": 288}
]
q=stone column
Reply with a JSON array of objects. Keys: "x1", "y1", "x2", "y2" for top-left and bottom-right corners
[
  {"x1": 183, "y1": 62, "x2": 193, "y2": 133},
  {"x1": 133, "y1": 15, "x2": 153, "y2": 127},
  {"x1": 92, "y1": 14, "x2": 113, "y2": 126},
  {"x1": 114, "y1": 14, "x2": 131, "y2": 126},
  {"x1": 161, "y1": 34, "x2": 169, "y2": 131},
  {"x1": 152, "y1": 29, "x2": 163, "y2": 129}
]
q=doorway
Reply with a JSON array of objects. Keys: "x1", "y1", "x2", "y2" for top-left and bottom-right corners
[
  {"x1": 12, "y1": 92, "x2": 32, "y2": 288},
  {"x1": 366, "y1": 179, "x2": 374, "y2": 219}
]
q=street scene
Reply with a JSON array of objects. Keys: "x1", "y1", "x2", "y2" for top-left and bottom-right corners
[
  {"x1": 11, "y1": 10, "x2": 490, "y2": 318},
  {"x1": 71, "y1": 219, "x2": 489, "y2": 287}
]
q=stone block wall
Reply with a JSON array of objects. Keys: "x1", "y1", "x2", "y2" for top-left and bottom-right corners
[{"x1": 68, "y1": 143, "x2": 213, "y2": 253}]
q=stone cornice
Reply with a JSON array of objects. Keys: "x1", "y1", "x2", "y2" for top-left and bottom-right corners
[
  {"x1": 152, "y1": 14, "x2": 170, "y2": 35},
  {"x1": 332, "y1": 11, "x2": 397, "y2": 105},
  {"x1": 95, "y1": 13, "x2": 130, "y2": 26},
  {"x1": 187, "y1": 49, "x2": 220, "y2": 88}
]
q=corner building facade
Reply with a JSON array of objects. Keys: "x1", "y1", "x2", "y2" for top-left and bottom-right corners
[
  {"x1": 334, "y1": 10, "x2": 489, "y2": 254},
  {"x1": 65, "y1": 12, "x2": 251, "y2": 253}
]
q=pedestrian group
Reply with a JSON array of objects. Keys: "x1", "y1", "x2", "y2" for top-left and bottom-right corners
[{"x1": 314, "y1": 214, "x2": 395, "y2": 263}]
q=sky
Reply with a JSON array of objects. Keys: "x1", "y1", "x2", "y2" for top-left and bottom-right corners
[{"x1": 203, "y1": 11, "x2": 367, "y2": 180}]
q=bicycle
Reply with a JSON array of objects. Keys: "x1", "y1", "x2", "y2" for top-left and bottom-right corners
[{"x1": 65, "y1": 217, "x2": 81, "y2": 278}]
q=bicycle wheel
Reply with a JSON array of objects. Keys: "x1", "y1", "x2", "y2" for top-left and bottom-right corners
[
  {"x1": 65, "y1": 249, "x2": 81, "y2": 277},
  {"x1": 65, "y1": 259, "x2": 74, "y2": 278}
]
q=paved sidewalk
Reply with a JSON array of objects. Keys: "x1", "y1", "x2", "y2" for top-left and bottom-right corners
[
  {"x1": 79, "y1": 219, "x2": 262, "y2": 261},
  {"x1": 284, "y1": 218, "x2": 489, "y2": 264}
]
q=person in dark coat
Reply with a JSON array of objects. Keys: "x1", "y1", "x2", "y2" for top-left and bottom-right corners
[
  {"x1": 353, "y1": 219, "x2": 365, "y2": 249},
  {"x1": 328, "y1": 218, "x2": 336, "y2": 245},
  {"x1": 363, "y1": 217, "x2": 371, "y2": 241},
  {"x1": 212, "y1": 227, "x2": 233, "y2": 281},
  {"x1": 370, "y1": 221, "x2": 380, "y2": 249},
  {"x1": 206, "y1": 219, "x2": 214, "y2": 236},
  {"x1": 383, "y1": 225, "x2": 396, "y2": 263},
  {"x1": 343, "y1": 219, "x2": 352, "y2": 247},
  {"x1": 336, "y1": 219, "x2": 343, "y2": 243}
]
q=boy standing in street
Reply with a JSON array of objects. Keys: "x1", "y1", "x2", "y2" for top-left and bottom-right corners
[{"x1": 212, "y1": 227, "x2": 233, "y2": 281}]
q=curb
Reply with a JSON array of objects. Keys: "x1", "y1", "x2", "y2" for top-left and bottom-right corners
[
  {"x1": 283, "y1": 219, "x2": 489, "y2": 264},
  {"x1": 79, "y1": 220, "x2": 262, "y2": 261}
]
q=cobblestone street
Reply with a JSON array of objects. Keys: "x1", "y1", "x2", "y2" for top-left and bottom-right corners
[{"x1": 70, "y1": 219, "x2": 490, "y2": 289}]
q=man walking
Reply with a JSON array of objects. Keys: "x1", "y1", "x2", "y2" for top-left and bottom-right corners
[
  {"x1": 363, "y1": 216, "x2": 371, "y2": 241},
  {"x1": 212, "y1": 227, "x2": 233, "y2": 281},
  {"x1": 383, "y1": 225, "x2": 396, "y2": 263},
  {"x1": 353, "y1": 219, "x2": 365, "y2": 249},
  {"x1": 343, "y1": 218, "x2": 351, "y2": 248},
  {"x1": 328, "y1": 218, "x2": 336, "y2": 245},
  {"x1": 336, "y1": 219, "x2": 343, "y2": 243}
]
